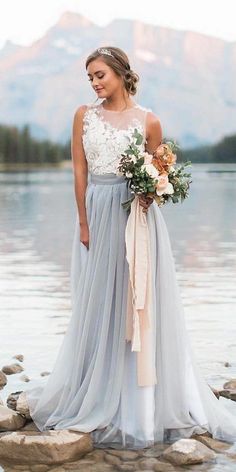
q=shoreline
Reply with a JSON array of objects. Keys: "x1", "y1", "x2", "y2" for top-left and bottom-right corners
[{"x1": 0, "y1": 161, "x2": 72, "y2": 171}]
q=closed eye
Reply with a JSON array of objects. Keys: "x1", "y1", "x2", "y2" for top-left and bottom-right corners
[{"x1": 88, "y1": 75, "x2": 104, "y2": 82}]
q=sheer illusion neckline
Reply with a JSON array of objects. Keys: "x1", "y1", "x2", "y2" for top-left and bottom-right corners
[{"x1": 100, "y1": 101, "x2": 139, "y2": 113}]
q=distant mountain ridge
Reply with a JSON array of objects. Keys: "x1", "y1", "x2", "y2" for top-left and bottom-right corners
[{"x1": 0, "y1": 10, "x2": 235, "y2": 148}]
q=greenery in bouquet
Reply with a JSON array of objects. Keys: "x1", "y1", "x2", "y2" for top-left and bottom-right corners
[{"x1": 117, "y1": 128, "x2": 192, "y2": 211}]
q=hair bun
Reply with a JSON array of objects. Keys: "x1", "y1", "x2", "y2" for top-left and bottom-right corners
[{"x1": 124, "y1": 69, "x2": 139, "y2": 95}]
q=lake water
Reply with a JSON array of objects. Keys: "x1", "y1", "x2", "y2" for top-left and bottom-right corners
[{"x1": 0, "y1": 164, "x2": 236, "y2": 471}]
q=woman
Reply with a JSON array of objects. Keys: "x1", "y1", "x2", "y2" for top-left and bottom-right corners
[{"x1": 25, "y1": 46, "x2": 236, "y2": 449}]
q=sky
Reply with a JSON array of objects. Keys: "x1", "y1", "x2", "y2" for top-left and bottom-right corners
[{"x1": 0, "y1": 0, "x2": 236, "y2": 50}]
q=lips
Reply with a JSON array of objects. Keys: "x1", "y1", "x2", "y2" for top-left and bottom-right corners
[{"x1": 95, "y1": 88, "x2": 104, "y2": 92}]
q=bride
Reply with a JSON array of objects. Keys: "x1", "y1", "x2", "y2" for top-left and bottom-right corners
[{"x1": 25, "y1": 45, "x2": 236, "y2": 449}]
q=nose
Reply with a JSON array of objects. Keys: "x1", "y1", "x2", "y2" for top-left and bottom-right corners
[{"x1": 91, "y1": 77, "x2": 99, "y2": 87}]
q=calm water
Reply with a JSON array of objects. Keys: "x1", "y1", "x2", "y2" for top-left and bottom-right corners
[{"x1": 0, "y1": 164, "x2": 236, "y2": 471}]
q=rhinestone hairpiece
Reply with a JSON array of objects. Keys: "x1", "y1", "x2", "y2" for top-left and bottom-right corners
[{"x1": 97, "y1": 48, "x2": 114, "y2": 57}]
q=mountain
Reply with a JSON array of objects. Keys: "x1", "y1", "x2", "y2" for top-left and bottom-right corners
[{"x1": 0, "y1": 10, "x2": 235, "y2": 148}]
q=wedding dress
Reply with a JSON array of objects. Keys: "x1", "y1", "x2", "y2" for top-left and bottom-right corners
[{"x1": 25, "y1": 100, "x2": 236, "y2": 449}]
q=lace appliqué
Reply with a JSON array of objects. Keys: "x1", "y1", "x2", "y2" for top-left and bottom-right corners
[{"x1": 82, "y1": 106, "x2": 146, "y2": 175}]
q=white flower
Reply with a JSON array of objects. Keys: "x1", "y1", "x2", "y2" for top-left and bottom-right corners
[
  {"x1": 141, "y1": 163, "x2": 159, "y2": 179},
  {"x1": 155, "y1": 174, "x2": 174, "y2": 196},
  {"x1": 142, "y1": 152, "x2": 153, "y2": 164},
  {"x1": 126, "y1": 171, "x2": 133, "y2": 178}
]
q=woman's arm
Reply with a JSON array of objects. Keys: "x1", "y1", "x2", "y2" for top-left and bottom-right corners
[
  {"x1": 139, "y1": 112, "x2": 163, "y2": 212},
  {"x1": 71, "y1": 105, "x2": 88, "y2": 226},
  {"x1": 145, "y1": 112, "x2": 163, "y2": 154}
]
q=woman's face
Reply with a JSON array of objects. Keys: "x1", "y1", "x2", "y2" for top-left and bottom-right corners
[{"x1": 87, "y1": 58, "x2": 124, "y2": 99}]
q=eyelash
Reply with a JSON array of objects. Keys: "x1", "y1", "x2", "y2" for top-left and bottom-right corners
[{"x1": 88, "y1": 75, "x2": 104, "y2": 82}]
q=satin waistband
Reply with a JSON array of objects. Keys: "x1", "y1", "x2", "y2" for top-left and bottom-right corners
[{"x1": 89, "y1": 173, "x2": 126, "y2": 185}]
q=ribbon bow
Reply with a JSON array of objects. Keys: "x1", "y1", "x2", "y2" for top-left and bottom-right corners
[{"x1": 125, "y1": 195, "x2": 157, "y2": 387}]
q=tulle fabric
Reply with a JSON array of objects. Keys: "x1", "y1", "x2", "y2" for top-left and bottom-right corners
[{"x1": 24, "y1": 172, "x2": 236, "y2": 449}]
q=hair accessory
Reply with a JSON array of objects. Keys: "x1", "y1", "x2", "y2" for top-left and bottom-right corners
[{"x1": 97, "y1": 48, "x2": 114, "y2": 57}]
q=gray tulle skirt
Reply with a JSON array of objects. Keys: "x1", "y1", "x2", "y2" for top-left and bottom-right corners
[{"x1": 25, "y1": 172, "x2": 236, "y2": 449}]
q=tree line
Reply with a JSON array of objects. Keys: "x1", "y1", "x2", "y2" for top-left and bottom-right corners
[{"x1": 0, "y1": 122, "x2": 235, "y2": 165}]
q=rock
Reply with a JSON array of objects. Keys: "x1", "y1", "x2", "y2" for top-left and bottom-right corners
[
  {"x1": 15, "y1": 391, "x2": 31, "y2": 419},
  {"x1": 138, "y1": 457, "x2": 160, "y2": 469},
  {"x1": 2, "y1": 363, "x2": 24, "y2": 374},
  {"x1": 209, "y1": 386, "x2": 220, "y2": 399},
  {"x1": 21, "y1": 420, "x2": 40, "y2": 431},
  {"x1": 117, "y1": 464, "x2": 136, "y2": 471},
  {"x1": 30, "y1": 466, "x2": 51, "y2": 472},
  {"x1": 161, "y1": 438, "x2": 216, "y2": 465},
  {"x1": 219, "y1": 389, "x2": 231, "y2": 399},
  {"x1": 13, "y1": 354, "x2": 24, "y2": 363},
  {"x1": 88, "y1": 465, "x2": 114, "y2": 472},
  {"x1": 0, "y1": 405, "x2": 26, "y2": 431},
  {"x1": 192, "y1": 434, "x2": 232, "y2": 452},
  {"x1": 104, "y1": 452, "x2": 121, "y2": 466},
  {"x1": 6, "y1": 390, "x2": 23, "y2": 410},
  {"x1": 223, "y1": 379, "x2": 236, "y2": 390},
  {"x1": 40, "y1": 371, "x2": 50, "y2": 377},
  {"x1": 0, "y1": 370, "x2": 7, "y2": 389},
  {"x1": 219, "y1": 389, "x2": 236, "y2": 402},
  {"x1": 0, "y1": 429, "x2": 93, "y2": 464},
  {"x1": 84, "y1": 449, "x2": 105, "y2": 461},
  {"x1": 107, "y1": 449, "x2": 139, "y2": 460},
  {"x1": 154, "y1": 461, "x2": 176, "y2": 472},
  {"x1": 141, "y1": 443, "x2": 167, "y2": 458},
  {"x1": 20, "y1": 374, "x2": 30, "y2": 382},
  {"x1": 224, "y1": 362, "x2": 231, "y2": 367}
]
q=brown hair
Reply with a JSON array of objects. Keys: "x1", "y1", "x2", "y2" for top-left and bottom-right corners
[{"x1": 85, "y1": 46, "x2": 139, "y2": 96}]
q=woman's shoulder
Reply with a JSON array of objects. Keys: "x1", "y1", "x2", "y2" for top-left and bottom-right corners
[
  {"x1": 137, "y1": 103, "x2": 160, "y2": 120},
  {"x1": 72, "y1": 102, "x2": 99, "y2": 124}
]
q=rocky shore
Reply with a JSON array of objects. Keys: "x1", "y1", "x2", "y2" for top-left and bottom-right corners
[{"x1": 1, "y1": 355, "x2": 236, "y2": 471}]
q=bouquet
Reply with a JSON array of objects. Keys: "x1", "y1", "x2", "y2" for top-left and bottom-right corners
[{"x1": 117, "y1": 128, "x2": 192, "y2": 211}]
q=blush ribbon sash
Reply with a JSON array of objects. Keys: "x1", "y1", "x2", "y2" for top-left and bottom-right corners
[{"x1": 125, "y1": 195, "x2": 157, "y2": 387}]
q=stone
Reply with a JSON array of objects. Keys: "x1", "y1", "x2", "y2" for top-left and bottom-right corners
[
  {"x1": 85, "y1": 449, "x2": 105, "y2": 461},
  {"x1": 2, "y1": 363, "x2": 24, "y2": 374},
  {"x1": 13, "y1": 354, "x2": 24, "y2": 362},
  {"x1": 40, "y1": 371, "x2": 50, "y2": 377},
  {"x1": 21, "y1": 420, "x2": 40, "y2": 431},
  {"x1": 154, "y1": 461, "x2": 177, "y2": 471},
  {"x1": 7, "y1": 391, "x2": 23, "y2": 410},
  {"x1": 0, "y1": 405, "x2": 26, "y2": 431},
  {"x1": 161, "y1": 438, "x2": 216, "y2": 465},
  {"x1": 192, "y1": 434, "x2": 232, "y2": 452},
  {"x1": 141, "y1": 443, "x2": 167, "y2": 458},
  {"x1": 209, "y1": 386, "x2": 220, "y2": 399},
  {"x1": 104, "y1": 452, "x2": 121, "y2": 466},
  {"x1": 0, "y1": 370, "x2": 7, "y2": 389},
  {"x1": 20, "y1": 374, "x2": 30, "y2": 382},
  {"x1": 30, "y1": 465, "x2": 51, "y2": 472},
  {"x1": 15, "y1": 391, "x2": 31, "y2": 419},
  {"x1": 107, "y1": 449, "x2": 139, "y2": 460},
  {"x1": 0, "y1": 429, "x2": 93, "y2": 464},
  {"x1": 138, "y1": 457, "x2": 160, "y2": 469},
  {"x1": 223, "y1": 379, "x2": 236, "y2": 390},
  {"x1": 117, "y1": 464, "x2": 136, "y2": 471},
  {"x1": 219, "y1": 389, "x2": 236, "y2": 401}
]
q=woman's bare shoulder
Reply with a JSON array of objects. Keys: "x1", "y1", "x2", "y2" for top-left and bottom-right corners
[
  {"x1": 73, "y1": 104, "x2": 89, "y2": 121},
  {"x1": 145, "y1": 109, "x2": 163, "y2": 150}
]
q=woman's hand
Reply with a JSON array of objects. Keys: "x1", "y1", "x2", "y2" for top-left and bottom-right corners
[
  {"x1": 80, "y1": 222, "x2": 89, "y2": 249},
  {"x1": 138, "y1": 194, "x2": 154, "y2": 213}
]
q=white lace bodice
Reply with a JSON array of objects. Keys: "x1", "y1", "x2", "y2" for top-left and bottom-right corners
[{"x1": 82, "y1": 101, "x2": 151, "y2": 175}]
